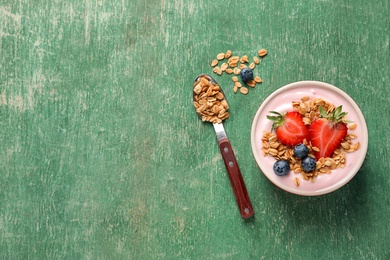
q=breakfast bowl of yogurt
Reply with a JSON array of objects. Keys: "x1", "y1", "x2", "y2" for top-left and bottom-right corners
[{"x1": 251, "y1": 81, "x2": 368, "y2": 196}]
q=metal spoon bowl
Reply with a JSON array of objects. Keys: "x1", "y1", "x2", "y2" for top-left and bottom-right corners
[{"x1": 193, "y1": 74, "x2": 229, "y2": 124}]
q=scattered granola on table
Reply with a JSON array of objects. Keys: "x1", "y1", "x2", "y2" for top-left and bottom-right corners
[{"x1": 210, "y1": 49, "x2": 267, "y2": 95}]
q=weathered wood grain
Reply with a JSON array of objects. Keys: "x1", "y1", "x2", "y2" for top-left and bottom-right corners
[{"x1": 1, "y1": 0, "x2": 389, "y2": 259}]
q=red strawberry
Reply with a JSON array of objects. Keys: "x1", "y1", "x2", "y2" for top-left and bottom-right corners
[
  {"x1": 309, "y1": 106, "x2": 349, "y2": 160},
  {"x1": 267, "y1": 111, "x2": 309, "y2": 146}
]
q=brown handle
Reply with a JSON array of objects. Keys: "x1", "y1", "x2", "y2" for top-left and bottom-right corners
[{"x1": 218, "y1": 137, "x2": 254, "y2": 219}]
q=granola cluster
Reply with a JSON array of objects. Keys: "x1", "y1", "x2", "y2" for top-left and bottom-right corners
[{"x1": 193, "y1": 75, "x2": 229, "y2": 124}]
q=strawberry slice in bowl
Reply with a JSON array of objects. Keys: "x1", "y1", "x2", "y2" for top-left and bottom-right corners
[
  {"x1": 309, "y1": 106, "x2": 349, "y2": 160},
  {"x1": 266, "y1": 110, "x2": 309, "y2": 146},
  {"x1": 251, "y1": 81, "x2": 368, "y2": 196}
]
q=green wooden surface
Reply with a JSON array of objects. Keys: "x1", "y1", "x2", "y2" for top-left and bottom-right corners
[{"x1": 1, "y1": 0, "x2": 389, "y2": 259}]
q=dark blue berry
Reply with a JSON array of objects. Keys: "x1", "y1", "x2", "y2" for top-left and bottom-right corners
[
  {"x1": 240, "y1": 67, "x2": 254, "y2": 82},
  {"x1": 273, "y1": 160, "x2": 290, "y2": 176},
  {"x1": 293, "y1": 144, "x2": 309, "y2": 159},
  {"x1": 301, "y1": 156, "x2": 316, "y2": 172}
]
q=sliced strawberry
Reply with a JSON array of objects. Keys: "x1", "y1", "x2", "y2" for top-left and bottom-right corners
[
  {"x1": 309, "y1": 106, "x2": 349, "y2": 160},
  {"x1": 267, "y1": 111, "x2": 309, "y2": 146}
]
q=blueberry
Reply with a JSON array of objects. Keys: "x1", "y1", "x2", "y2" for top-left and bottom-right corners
[
  {"x1": 240, "y1": 67, "x2": 254, "y2": 82},
  {"x1": 293, "y1": 144, "x2": 309, "y2": 159},
  {"x1": 273, "y1": 160, "x2": 290, "y2": 176},
  {"x1": 301, "y1": 156, "x2": 316, "y2": 172}
]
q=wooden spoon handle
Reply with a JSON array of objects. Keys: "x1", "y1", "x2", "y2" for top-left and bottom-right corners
[{"x1": 217, "y1": 137, "x2": 254, "y2": 219}]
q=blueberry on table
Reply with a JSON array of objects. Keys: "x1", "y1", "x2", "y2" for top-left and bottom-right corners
[
  {"x1": 301, "y1": 156, "x2": 316, "y2": 172},
  {"x1": 293, "y1": 143, "x2": 309, "y2": 159},
  {"x1": 273, "y1": 160, "x2": 290, "y2": 176},
  {"x1": 240, "y1": 67, "x2": 254, "y2": 82}
]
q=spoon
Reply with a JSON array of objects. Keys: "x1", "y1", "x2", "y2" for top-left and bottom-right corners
[{"x1": 193, "y1": 74, "x2": 254, "y2": 219}]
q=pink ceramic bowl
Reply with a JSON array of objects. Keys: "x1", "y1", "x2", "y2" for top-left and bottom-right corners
[{"x1": 251, "y1": 81, "x2": 368, "y2": 196}]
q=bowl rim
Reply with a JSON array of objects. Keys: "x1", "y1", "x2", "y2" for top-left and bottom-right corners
[{"x1": 250, "y1": 80, "x2": 368, "y2": 196}]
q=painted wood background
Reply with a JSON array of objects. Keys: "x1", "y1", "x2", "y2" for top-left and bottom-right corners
[{"x1": 1, "y1": 0, "x2": 389, "y2": 259}]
